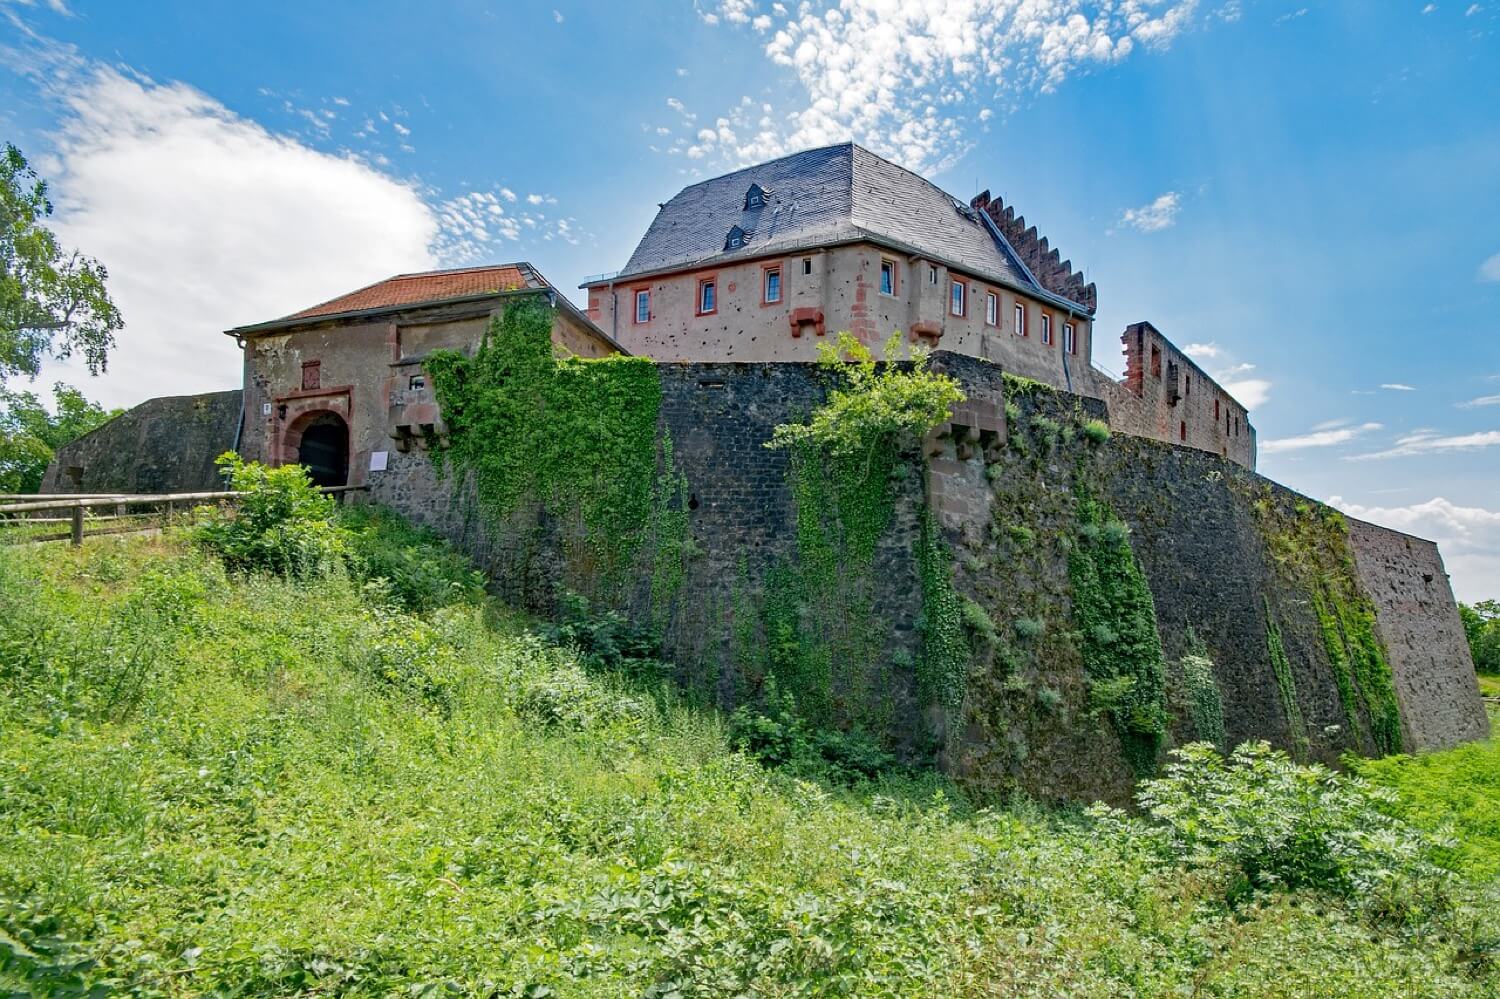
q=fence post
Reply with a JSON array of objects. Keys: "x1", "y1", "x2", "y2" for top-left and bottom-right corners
[{"x1": 71, "y1": 505, "x2": 84, "y2": 546}]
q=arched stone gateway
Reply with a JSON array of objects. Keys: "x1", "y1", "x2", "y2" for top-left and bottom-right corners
[{"x1": 284, "y1": 410, "x2": 349, "y2": 487}]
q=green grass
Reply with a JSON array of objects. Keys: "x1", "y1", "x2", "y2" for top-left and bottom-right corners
[
  {"x1": 1353, "y1": 708, "x2": 1500, "y2": 880},
  {"x1": 1476, "y1": 674, "x2": 1500, "y2": 698},
  {"x1": 1, "y1": 526, "x2": 1497, "y2": 995}
]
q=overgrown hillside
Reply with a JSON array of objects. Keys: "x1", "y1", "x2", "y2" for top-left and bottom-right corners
[{"x1": 1, "y1": 491, "x2": 1497, "y2": 995}]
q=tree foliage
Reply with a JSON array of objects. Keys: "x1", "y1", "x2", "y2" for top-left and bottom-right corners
[
  {"x1": 0, "y1": 382, "x2": 119, "y2": 492},
  {"x1": 1, "y1": 143, "x2": 123, "y2": 379},
  {"x1": 1460, "y1": 600, "x2": 1500, "y2": 675},
  {"x1": 766, "y1": 332, "x2": 964, "y2": 457}
]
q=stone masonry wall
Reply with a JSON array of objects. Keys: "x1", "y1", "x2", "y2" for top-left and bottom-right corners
[
  {"x1": 363, "y1": 349, "x2": 1485, "y2": 803},
  {"x1": 1346, "y1": 517, "x2": 1490, "y2": 750},
  {"x1": 40, "y1": 389, "x2": 242, "y2": 494}
]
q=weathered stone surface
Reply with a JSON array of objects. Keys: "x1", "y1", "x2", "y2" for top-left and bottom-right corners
[
  {"x1": 1346, "y1": 516, "x2": 1490, "y2": 750},
  {"x1": 40, "y1": 389, "x2": 242, "y2": 494}
]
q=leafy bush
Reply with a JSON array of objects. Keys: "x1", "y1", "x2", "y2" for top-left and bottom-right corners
[
  {"x1": 190, "y1": 452, "x2": 348, "y2": 577},
  {"x1": 960, "y1": 597, "x2": 999, "y2": 646},
  {"x1": 537, "y1": 591, "x2": 668, "y2": 683},
  {"x1": 1013, "y1": 616, "x2": 1044, "y2": 641},
  {"x1": 1081, "y1": 419, "x2": 1111, "y2": 444},
  {"x1": 339, "y1": 504, "x2": 484, "y2": 612},
  {"x1": 1460, "y1": 600, "x2": 1500, "y2": 674},
  {"x1": 1133, "y1": 741, "x2": 1453, "y2": 920},
  {"x1": 766, "y1": 332, "x2": 964, "y2": 456},
  {"x1": 727, "y1": 682, "x2": 896, "y2": 783}
]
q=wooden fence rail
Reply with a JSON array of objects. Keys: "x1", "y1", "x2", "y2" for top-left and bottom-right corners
[{"x1": 0, "y1": 485, "x2": 369, "y2": 546}]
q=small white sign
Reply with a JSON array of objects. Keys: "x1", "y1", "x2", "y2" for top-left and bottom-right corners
[
  {"x1": 369, "y1": 450, "x2": 389, "y2": 472},
  {"x1": 261, "y1": 402, "x2": 272, "y2": 415}
]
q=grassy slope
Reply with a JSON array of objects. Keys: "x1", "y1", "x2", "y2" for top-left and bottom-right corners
[{"x1": 0, "y1": 532, "x2": 1496, "y2": 996}]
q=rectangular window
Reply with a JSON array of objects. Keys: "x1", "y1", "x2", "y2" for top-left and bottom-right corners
[
  {"x1": 1041, "y1": 314, "x2": 1052, "y2": 346},
  {"x1": 802, "y1": 257, "x2": 813, "y2": 275},
  {"x1": 1150, "y1": 344, "x2": 1162, "y2": 377},
  {"x1": 1180, "y1": 420, "x2": 1187, "y2": 442},
  {"x1": 763, "y1": 266, "x2": 781, "y2": 304},
  {"x1": 408, "y1": 374, "x2": 425, "y2": 391},
  {"x1": 634, "y1": 289, "x2": 650, "y2": 324},
  {"x1": 1014, "y1": 303, "x2": 1027, "y2": 337},
  {"x1": 1214, "y1": 399, "x2": 1220, "y2": 421},
  {"x1": 301, "y1": 360, "x2": 320, "y2": 390},
  {"x1": 928, "y1": 265, "x2": 938, "y2": 285},
  {"x1": 985, "y1": 292, "x2": 998, "y2": 326},
  {"x1": 880, "y1": 259, "x2": 896, "y2": 296},
  {"x1": 950, "y1": 279, "x2": 965, "y2": 317},
  {"x1": 1063, "y1": 322, "x2": 1075, "y2": 355},
  {"x1": 698, "y1": 278, "x2": 717, "y2": 315}
]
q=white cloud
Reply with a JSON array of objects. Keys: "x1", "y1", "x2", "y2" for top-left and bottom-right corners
[
  {"x1": 1459, "y1": 394, "x2": 1500, "y2": 408},
  {"x1": 1274, "y1": 7, "x2": 1309, "y2": 25},
  {"x1": 1467, "y1": 3, "x2": 1482, "y2": 15},
  {"x1": 683, "y1": 0, "x2": 1203, "y2": 172},
  {"x1": 30, "y1": 66, "x2": 438, "y2": 408},
  {"x1": 1479, "y1": 252, "x2": 1500, "y2": 282},
  {"x1": 1381, "y1": 382, "x2": 1417, "y2": 391},
  {"x1": 1260, "y1": 421, "x2": 1382, "y2": 454},
  {"x1": 1182, "y1": 341, "x2": 1220, "y2": 359},
  {"x1": 1216, "y1": 1, "x2": 1243, "y2": 20},
  {"x1": 553, "y1": 8, "x2": 564, "y2": 23},
  {"x1": 1422, "y1": 3, "x2": 1437, "y2": 12},
  {"x1": 1347, "y1": 429, "x2": 1500, "y2": 460},
  {"x1": 1326, "y1": 495, "x2": 1500, "y2": 602},
  {"x1": 1223, "y1": 377, "x2": 1271, "y2": 410},
  {"x1": 1116, "y1": 191, "x2": 1182, "y2": 233}
]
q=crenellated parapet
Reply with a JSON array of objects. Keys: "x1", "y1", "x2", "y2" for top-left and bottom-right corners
[{"x1": 970, "y1": 190, "x2": 1097, "y2": 313}]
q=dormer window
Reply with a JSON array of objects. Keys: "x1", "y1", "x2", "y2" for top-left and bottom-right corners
[
  {"x1": 725, "y1": 225, "x2": 748, "y2": 251},
  {"x1": 744, "y1": 183, "x2": 768, "y2": 210}
]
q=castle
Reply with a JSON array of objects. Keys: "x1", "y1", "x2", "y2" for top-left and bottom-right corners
[{"x1": 41, "y1": 143, "x2": 1486, "y2": 802}]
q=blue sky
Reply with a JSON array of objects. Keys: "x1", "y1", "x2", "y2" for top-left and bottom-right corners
[{"x1": 2, "y1": 0, "x2": 1498, "y2": 598}]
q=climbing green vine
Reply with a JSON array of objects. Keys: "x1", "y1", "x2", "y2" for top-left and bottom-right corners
[
  {"x1": 424, "y1": 295, "x2": 682, "y2": 584},
  {"x1": 1181, "y1": 630, "x2": 1226, "y2": 751},
  {"x1": 1068, "y1": 490, "x2": 1168, "y2": 776},
  {"x1": 761, "y1": 332, "x2": 965, "y2": 731},
  {"x1": 1264, "y1": 598, "x2": 1308, "y2": 759},
  {"x1": 1252, "y1": 493, "x2": 1402, "y2": 755},
  {"x1": 917, "y1": 512, "x2": 969, "y2": 712}
]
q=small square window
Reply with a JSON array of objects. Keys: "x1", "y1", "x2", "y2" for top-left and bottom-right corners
[
  {"x1": 408, "y1": 374, "x2": 426, "y2": 391},
  {"x1": 698, "y1": 278, "x2": 717, "y2": 315},
  {"x1": 880, "y1": 259, "x2": 896, "y2": 296},
  {"x1": 634, "y1": 289, "x2": 650, "y2": 324},
  {"x1": 950, "y1": 279, "x2": 965, "y2": 317},
  {"x1": 802, "y1": 258, "x2": 812, "y2": 276},
  {"x1": 985, "y1": 292, "x2": 998, "y2": 326},
  {"x1": 1041, "y1": 314, "x2": 1052, "y2": 346},
  {"x1": 1063, "y1": 322, "x2": 1075, "y2": 355},
  {"x1": 763, "y1": 267, "x2": 781, "y2": 304},
  {"x1": 1014, "y1": 303, "x2": 1027, "y2": 337}
]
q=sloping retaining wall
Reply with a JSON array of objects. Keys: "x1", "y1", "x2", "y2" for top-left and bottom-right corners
[{"x1": 368, "y1": 350, "x2": 1486, "y2": 803}]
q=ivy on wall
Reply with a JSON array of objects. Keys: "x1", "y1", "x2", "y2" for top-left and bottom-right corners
[
  {"x1": 424, "y1": 296, "x2": 684, "y2": 590},
  {"x1": 1264, "y1": 598, "x2": 1309, "y2": 758},
  {"x1": 1181, "y1": 631, "x2": 1226, "y2": 751},
  {"x1": 1068, "y1": 491, "x2": 1169, "y2": 775},
  {"x1": 1253, "y1": 495, "x2": 1402, "y2": 756},
  {"x1": 916, "y1": 511, "x2": 969, "y2": 712},
  {"x1": 762, "y1": 333, "x2": 965, "y2": 733}
]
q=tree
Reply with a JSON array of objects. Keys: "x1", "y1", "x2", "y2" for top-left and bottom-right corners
[
  {"x1": 1, "y1": 142, "x2": 123, "y2": 379},
  {"x1": 1460, "y1": 600, "x2": 1500, "y2": 675},
  {"x1": 0, "y1": 382, "x2": 120, "y2": 493}
]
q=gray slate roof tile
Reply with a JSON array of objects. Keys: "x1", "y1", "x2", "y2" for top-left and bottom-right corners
[{"x1": 611, "y1": 142, "x2": 1049, "y2": 303}]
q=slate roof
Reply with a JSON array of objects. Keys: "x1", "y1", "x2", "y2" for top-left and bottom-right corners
[
  {"x1": 282, "y1": 264, "x2": 542, "y2": 322},
  {"x1": 600, "y1": 143, "x2": 1086, "y2": 311}
]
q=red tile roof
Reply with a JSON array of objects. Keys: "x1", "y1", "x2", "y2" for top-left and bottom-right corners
[{"x1": 283, "y1": 264, "x2": 541, "y2": 321}]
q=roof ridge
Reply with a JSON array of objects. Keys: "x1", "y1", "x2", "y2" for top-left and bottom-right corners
[
  {"x1": 669, "y1": 142, "x2": 855, "y2": 197},
  {"x1": 387, "y1": 262, "x2": 535, "y2": 281}
]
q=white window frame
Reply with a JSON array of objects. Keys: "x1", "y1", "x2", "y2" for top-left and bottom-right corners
[
  {"x1": 763, "y1": 266, "x2": 781, "y2": 304},
  {"x1": 985, "y1": 292, "x2": 998, "y2": 326},
  {"x1": 880, "y1": 258, "x2": 896, "y2": 296},
  {"x1": 698, "y1": 278, "x2": 717, "y2": 315},
  {"x1": 1063, "y1": 322, "x2": 1075, "y2": 355},
  {"x1": 1041, "y1": 314, "x2": 1052, "y2": 345},
  {"x1": 634, "y1": 289, "x2": 650, "y2": 324},
  {"x1": 928, "y1": 265, "x2": 938, "y2": 285},
  {"x1": 1014, "y1": 302, "x2": 1026, "y2": 337},
  {"x1": 950, "y1": 279, "x2": 965, "y2": 317}
]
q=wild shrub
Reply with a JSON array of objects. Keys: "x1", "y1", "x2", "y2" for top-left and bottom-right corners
[
  {"x1": 338, "y1": 504, "x2": 484, "y2": 612},
  {"x1": 1132, "y1": 741, "x2": 1453, "y2": 921},
  {"x1": 726, "y1": 681, "x2": 896, "y2": 783},
  {"x1": 190, "y1": 452, "x2": 348, "y2": 578},
  {"x1": 538, "y1": 591, "x2": 668, "y2": 683},
  {"x1": 1081, "y1": 418, "x2": 1111, "y2": 444}
]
